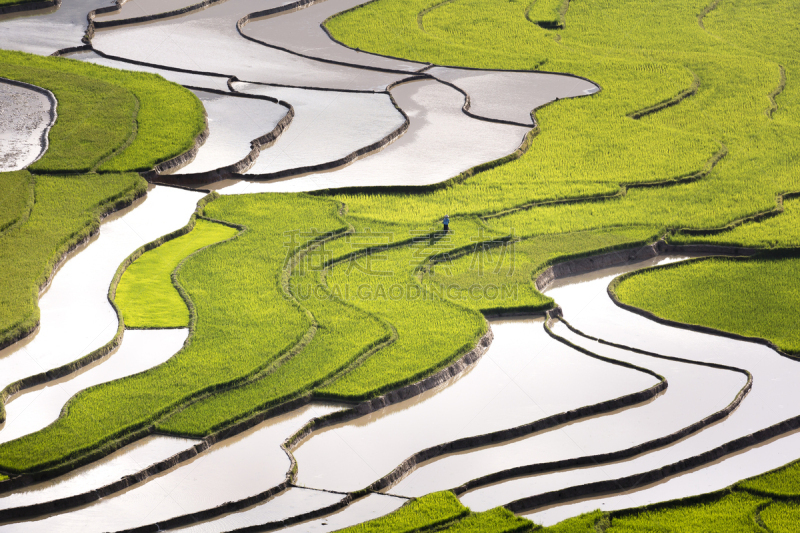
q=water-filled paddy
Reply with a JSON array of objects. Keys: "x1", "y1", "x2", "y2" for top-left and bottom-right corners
[
  {"x1": 0, "y1": 329, "x2": 188, "y2": 445},
  {"x1": 293, "y1": 317, "x2": 656, "y2": 493},
  {"x1": 0, "y1": 186, "x2": 204, "y2": 396},
  {"x1": 221, "y1": 78, "x2": 530, "y2": 192},
  {"x1": 0, "y1": 79, "x2": 53, "y2": 172}
]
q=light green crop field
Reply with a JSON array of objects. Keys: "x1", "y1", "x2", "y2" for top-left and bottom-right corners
[
  {"x1": 761, "y1": 501, "x2": 800, "y2": 533},
  {"x1": 0, "y1": 173, "x2": 146, "y2": 351},
  {"x1": 0, "y1": 194, "x2": 345, "y2": 473},
  {"x1": 738, "y1": 458, "x2": 800, "y2": 497},
  {"x1": 525, "y1": 0, "x2": 570, "y2": 29},
  {"x1": 612, "y1": 256, "x2": 800, "y2": 354},
  {"x1": 0, "y1": 170, "x2": 32, "y2": 234},
  {"x1": 116, "y1": 219, "x2": 238, "y2": 329},
  {"x1": 337, "y1": 492, "x2": 469, "y2": 533},
  {"x1": 0, "y1": 50, "x2": 205, "y2": 173},
  {"x1": 444, "y1": 507, "x2": 533, "y2": 533}
]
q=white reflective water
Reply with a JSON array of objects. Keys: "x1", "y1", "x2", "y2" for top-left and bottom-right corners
[
  {"x1": 221, "y1": 79, "x2": 530, "y2": 192},
  {"x1": 0, "y1": 329, "x2": 188, "y2": 445},
  {"x1": 174, "y1": 89, "x2": 288, "y2": 175},
  {"x1": 0, "y1": 186, "x2": 204, "y2": 396},
  {"x1": 0, "y1": 79, "x2": 53, "y2": 171},
  {"x1": 93, "y1": 0, "x2": 201, "y2": 22},
  {"x1": 90, "y1": 0, "x2": 405, "y2": 91},
  {"x1": 276, "y1": 493, "x2": 406, "y2": 533},
  {"x1": 293, "y1": 317, "x2": 656, "y2": 493},
  {"x1": 0, "y1": 434, "x2": 197, "y2": 510},
  {"x1": 172, "y1": 487, "x2": 343, "y2": 532},
  {"x1": 0, "y1": 403, "x2": 340, "y2": 533},
  {"x1": 459, "y1": 257, "x2": 800, "y2": 516}
]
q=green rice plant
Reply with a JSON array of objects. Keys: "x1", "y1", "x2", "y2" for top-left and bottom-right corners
[
  {"x1": 423, "y1": 226, "x2": 659, "y2": 314},
  {"x1": 525, "y1": 0, "x2": 570, "y2": 29},
  {"x1": 0, "y1": 172, "x2": 146, "y2": 350},
  {"x1": 612, "y1": 256, "x2": 800, "y2": 354},
  {"x1": 317, "y1": 217, "x2": 488, "y2": 400},
  {"x1": 606, "y1": 491, "x2": 768, "y2": 532},
  {"x1": 539, "y1": 510, "x2": 607, "y2": 532},
  {"x1": 0, "y1": 60, "x2": 136, "y2": 173},
  {"x1": 738, "y1": 458, "x2": 800, "y2": 497},
  {"x1": 156, "y1": 251, "x2": 390, "y2": 436},
  {"x1": 0, "y1": 50, "x2": 205, "y2": 173},
  {"x1": 759, "y1": 501, "x2": 800, "y2": 533},
  {"x1": 444, "y1": 507, "x2": 534, "y2": 532},
  {"x1": 0, "y1": 194, "x2": 345, "y2": 473},
  {"x1": 115, "y1": 219, "x2": 238, "y2": 329},
  {"x1": 335, "y1": 492, "x2": 469, "y2": 533},
  {"x1": 0, "y1": 171, "x2": 33, "y2": 234},
  {"x1": 670, "y1": 197, "x2": 800, "y2": 249}
]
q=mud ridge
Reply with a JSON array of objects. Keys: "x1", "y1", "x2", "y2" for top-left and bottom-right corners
[
  {"x1": 140, "y1": 114, "x2": 209, "y2": 179},
  {"x1": 503, "y1": 409, "x2": 800, "y2": 513},
  {"x1": 0, "y1": 0, "x2": 59, "y2": 15},
  {"x1": 431, "y1": 77, "x2": 537, "y2": 127},
  {"x1": 766, "y1": 65, "x2": 786, "y2": 119},
  {"x1": 148, "y1": 87, "x2": 295, "y2": 187},
  {"x1": 417, "y1": 0, "x2": 458, "y2": 32},
  {"x1": 697, "y1": 0, "x2": 721, "y2": 29},
  {"x1": 449, "y1": 315, "x2": 752, "y2": 497},
  {"x1": 627, "y1": 73, "x2": 699, "y2": 120}
]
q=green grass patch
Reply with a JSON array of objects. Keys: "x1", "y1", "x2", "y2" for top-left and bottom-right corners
[
  {"x1": 738, "y1": 458, "x2": 800, "y2": 497},
  {"x1": 670, "y1": 197, "x2": 800, "y2": 249},
  {"x1": 424, "y1": 226, "x2": 659, "y2": 314},
  {"x1": 0, "y1": 194, "x2": 345, "y2": 473},
  {"x1": 0, "y1": 173, "x2": 146, "y2": 349},
  {"x1": 612, "y1": 256, "x2": 800, "y2": 354},
  {"x1": 116, "y1": 219, "x2": 238, "y2": 329},
  {"x1": 606, "y1": 491, "x2": 768, "y2": 532},
  {"x1": 336, "y1": 492, "x2": 469, "y2": 533},
  {"x1": 540, "y1": 510, "x2": 607, "y2": 532},
  {"x1": 0, "y1": 50, "x2": 205, "y2": 173},
  {"x1": 0, "y1": 171, "x2": 33, "y2": 234},
  {"x1": 760, "y1": 501, "x2": 800, "y2": 533},
  {"x1": 445, "y1": 507, "x2": 534, "y2": 532}
]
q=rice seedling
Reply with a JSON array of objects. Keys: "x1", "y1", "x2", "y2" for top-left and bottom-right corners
[
  {"x1": 0, "y1": 50, "x2": 205, "y2": 173},
  {"x1": 612, "y1": 256, "x2": 800, "y2": 354},
  {"x1": 115, "y1": 219, "x2": 238, "y2": 329},
  {"x1": 0, "y1": 172, "x2": 146, "y2": 349},
  {"x1": 0, "y1": 170, "x2": 32, "y2": 234},
  {"x1": 0, "y1": 193, "x2": 346, "y2": 473},
  {"x1": 423, "y1": 226, "x2": 659, "y2": 314},
  {"x1": 538, "y1": 510, "x2": 606, "y2": 532},
  {"x1": 759, "y1": 501, "x2": 800, "y2": 533},
  {"x1": 738, "y1": 458, "x2": 800, "y2": 497},
  {"x1": 444, "y1": 507, "x2": 534, "y2": 533},
  {"x1": 606, "y1": 491, "x2": 768, "y2": 532},
  {"x1": 336, "y1": 492, "x2": 469, "y2": 533}
]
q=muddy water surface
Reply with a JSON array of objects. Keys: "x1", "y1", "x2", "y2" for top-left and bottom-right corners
[
  {"x1": 457, "y1": 257, "x2": 800, "y2": 514},
  {"x1": 391, "y1": 319, "x2": 746, "y2": 497},
  {"x1": 293, "y1": 317, "x2": 656, "y2": 493},
  {"x1": 172, "y1": 487, "x2": 343, "y2": 532},
  {"x1": 221, "y1": 79, "x2": 530, "y2": 192},
  {"x1": 174, "y1": 89, "x2": 288, "y2": 175},
  {"x1": 94, "y1": 0, "x2": 202, "y2": 21},
  {"x1": 0, "y1": 435, "x2": 197, "y2": 510},
  {"x1": 0, "y1": 0, "x2": 113, "y2": 55},
  {"x1": 0, "y1": 186, "x2": 204, "y2": 395},
  {"x1": 0, "y1": 404, "x2": 340, "y2": 532},
  {"x1": 0, "y1": 329, "x2": 188, "y2": 445},
  {"x1": 428, "y1": 67, "x2": 599, "y2": 125},
  {"x1": 0, "y1": 79, "x2": 53, "y2": 171},
  {"x1": 91, "y1": 0, "x2": 405, "y2": 90},
  {"x1": 276, "y1": 493, "x2": 406, "y2": 533},
  {"x1": 242, "y1": 0, "x2": 423, "y2": 72}
]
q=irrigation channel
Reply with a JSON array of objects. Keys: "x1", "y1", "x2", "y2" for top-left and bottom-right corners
[{"x1": 1, "y1": 0, "x2": 800, "y2": 531}]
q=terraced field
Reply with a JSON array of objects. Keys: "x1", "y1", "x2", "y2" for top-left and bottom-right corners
[{"x1": 0, "y1": 0, "x2": 798, "y2": 531}]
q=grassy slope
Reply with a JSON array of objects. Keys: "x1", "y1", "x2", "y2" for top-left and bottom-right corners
[
  {"x1": 0, "y1": 50, "x2": 205, "y2": 173},
  {"x1": 761, "y1": 501, "x2": 800, "y2": 533},
  {"x1": 0, "y1": 194, "x2": 343, "y2": 473},
  {"x1": 0, "y1": 173, "x2": 146, "y2": 349},
  {"x1": 613, "y1": 257, "x2": 800, "y2": 354},
  {"x1": 116, "y1": 219, "x2": 238, "y2": 329},
  {"x1": 337, "y1": 492, "x2": 469, "y2": 533},
  {"x1": 0, "y1": 171, "x2": 32, "y2": 233}
]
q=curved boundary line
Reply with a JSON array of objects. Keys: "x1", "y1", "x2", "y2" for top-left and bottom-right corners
[
  {"x1": 0, "y1": 77, "x2": 57, "y2": 170},
  {"x1": 448, "y1": 315, "x2": 752, "y2": 497},
  {"x1": 766, "y1": 65, "x2": 786, "y2": 119}
]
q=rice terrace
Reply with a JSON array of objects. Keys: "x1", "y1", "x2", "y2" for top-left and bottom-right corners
[{"x1": 0, "y1": 0, "x2": 798, "y2": 530}]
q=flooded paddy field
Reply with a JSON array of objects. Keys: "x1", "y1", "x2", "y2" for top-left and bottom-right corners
[{"x1": 0, "y1": 78, "x2": 54, "y2": 172}]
